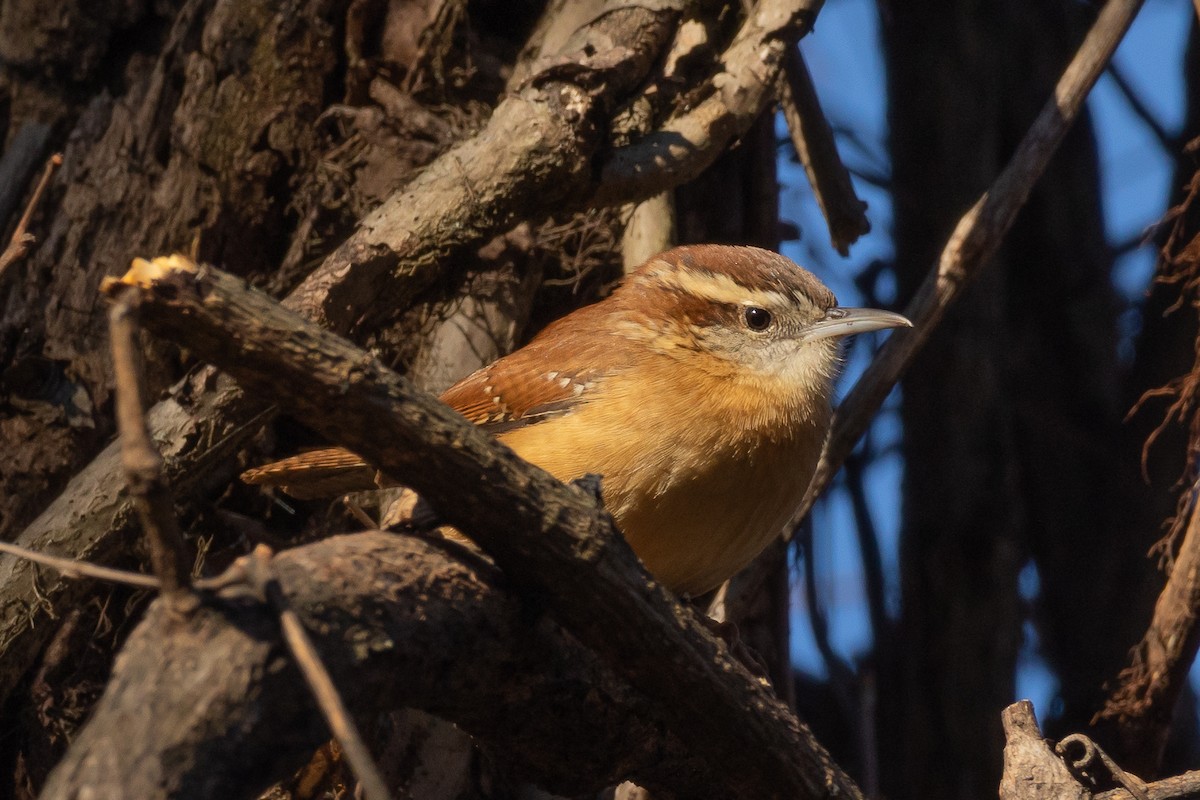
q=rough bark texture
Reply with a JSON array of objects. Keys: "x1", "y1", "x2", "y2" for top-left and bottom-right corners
[
  {"x1": 0, "y1": 0, "x2": 339, "y2": 538},
  {"x1": 999, "y1": 702, "x2": 1091, "y2": 800},
  {"x1": 0, "y1": 0, "x2": 817, "y2": 729},
  {"x1": 98, "y1": 259, "x2": 863, "y2": 800},
  {"x1": 41, "y1": 532, "x2": 717, "y2": 800},
  {"x1": 8, "y1": 0, "x2": 1196, "y2": 795}
]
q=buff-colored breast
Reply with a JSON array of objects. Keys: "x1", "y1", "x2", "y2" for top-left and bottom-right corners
[{"x1": 497, "y1": 354, "x2": 829, "y2": 595}]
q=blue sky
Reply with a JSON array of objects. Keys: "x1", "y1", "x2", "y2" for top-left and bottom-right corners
[{"x1": 778, "y1": 0, "x2": 1194, "y2": 716}]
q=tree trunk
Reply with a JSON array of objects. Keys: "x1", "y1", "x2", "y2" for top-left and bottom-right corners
[{"x1": 881, "y1": 2, "x2": 1162, "y2": 796}]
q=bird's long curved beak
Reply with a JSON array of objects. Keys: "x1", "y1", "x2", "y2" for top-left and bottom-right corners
[{"x1": 801, "y1": 307, "x2": 912, "y2": 343}]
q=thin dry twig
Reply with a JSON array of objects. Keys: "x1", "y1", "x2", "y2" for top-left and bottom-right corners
[
  {"x1": 0, "y1": 540, "x2": 249, "y2": 595},
  {"x1": 108, "y1": 287, "x2": 193, "y2": 601},
  {"x1": 1095, "y1": 768, "x2": 1200, "y2": 799},
  {"x1": 0, "y1": 152, "x2": 61, "y2": 276},
  {"x1": 778, "y1": 46, "x2": 869, "y2": 255},
  {"x1": 246, "y1": 545, "x2": 393, "y2": 800},
  {"x1": 1106, "y1": 63, "x2": 1176, "y2": 152},
  {"x1": 0, "y1": 541, "x2": 161, "y2": 590},
  {"x1": 793, "y1": 0, "x2": 1146, "y2": 523}
]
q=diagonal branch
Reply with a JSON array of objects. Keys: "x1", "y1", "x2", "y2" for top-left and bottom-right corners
[
  {"x1": 108, "y1": 286, "x2": 193, "y2": 600},
  {"x1": 0, "y1": 0, "x2": 823, "y2": 709},
  {"x1": 0, "y1": 152, "x2": 61, "y2": 277},
  {"x1": 41, "y1": 532, "x2": 716, "y2": 800},
  {"x1": 794, "y1": 0, "x2": 1146, "y2": 521},
  {"x1": 778, "y1": 46, "x2": 870, "y2": 255},
  {"x1": 100, "y1": 255, "x2": 864, "y2": 800},
  {"x1": 1106, "y1": 63, "x2": 1178, "y2": 152},
  {"x1": 252, "y1": 546, "x2": 393, "y2": 800}
]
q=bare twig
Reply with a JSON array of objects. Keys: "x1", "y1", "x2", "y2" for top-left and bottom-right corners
[
  {"x1": 0, "y1": 541, "x2": 161, "y2": 590},
  {"x1": 1106, "y1": 63, "x2": 1177, "y2": 152},
  {"x1": 0, "y1": 540, "x2": 241, "y2": 596},
  {"x1": 778, "y1": 46, "x2": 869, "y2": 255},
  {"x1": 1096, "y1": 769, "x2": 1200, "y2": 799},
  {"x1": 0, "y1": 152, "x2": 61, "y2": 276},
  {"x1": 108, "y1": 285, "x2": 194, "y2": 601},
  {"x1": 794, "y1": 0, "x2": 1146, "y2": 522},
  {"x1": 248, "y1": 546, "x2": 393, "y2": 800}
]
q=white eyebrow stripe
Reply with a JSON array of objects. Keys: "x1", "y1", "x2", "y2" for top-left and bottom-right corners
[{"x1": 657, "y1": 267, "x2": 794, "y2": 310}]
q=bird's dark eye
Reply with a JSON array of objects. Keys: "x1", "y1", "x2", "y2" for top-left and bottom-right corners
[{"x1": 743, "y1": 306, "x2": 772, "y2": 331}]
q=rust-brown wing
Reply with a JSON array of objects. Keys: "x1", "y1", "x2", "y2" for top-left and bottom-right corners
[
  {"x1": 440, "y1": 299, "x2": 633, "y2": 433},
  {"x1": 440, "y1": 357, "x2": 601, "y2": 434},
  {"x1": 241, "y1": 300, "x2": 634, "y2": 498}
]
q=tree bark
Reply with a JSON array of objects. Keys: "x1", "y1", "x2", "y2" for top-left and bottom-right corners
[
  {"x1": 95, "y1": 256, "x2": 863, "y2": 799},
  {"x1": 0, "y1": 0, "x2": 818, "y2": 718},
  {"x1": 41, "y1": 532, "x2": 719, "y2": 800}
]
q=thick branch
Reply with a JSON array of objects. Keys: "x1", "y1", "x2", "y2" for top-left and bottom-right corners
[
  {"x1": 42, "y1": 533, "x2": 712, "y2": 799},
  {"x1": 101, "y1": 257, "x2": 862, "y2": 800},
  {"x1": 592, "y1": 0, "x2": 822, "y2": 206},
  {"x1": 999, "y1": 702, "x2": 1090, "y2": 800},
  {"x1": 1, "y1": 0, "x2": 822, "y2": 709},
  {"x1": 286, "y1": 1, "x2": 679, "y2": 331}
]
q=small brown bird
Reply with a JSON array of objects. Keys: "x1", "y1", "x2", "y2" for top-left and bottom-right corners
[{"x1": 243, "y1": 245, "x2": 909, "y2": 595}]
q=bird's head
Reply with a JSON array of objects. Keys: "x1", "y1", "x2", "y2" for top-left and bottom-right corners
[{"x1": 616, "y1": 245, "x2": 910, "y2": 403}]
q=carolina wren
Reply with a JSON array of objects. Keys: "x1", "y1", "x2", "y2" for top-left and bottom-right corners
[{"x1": 242, "y1": 245, "x2": 910, "y2": 595}]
